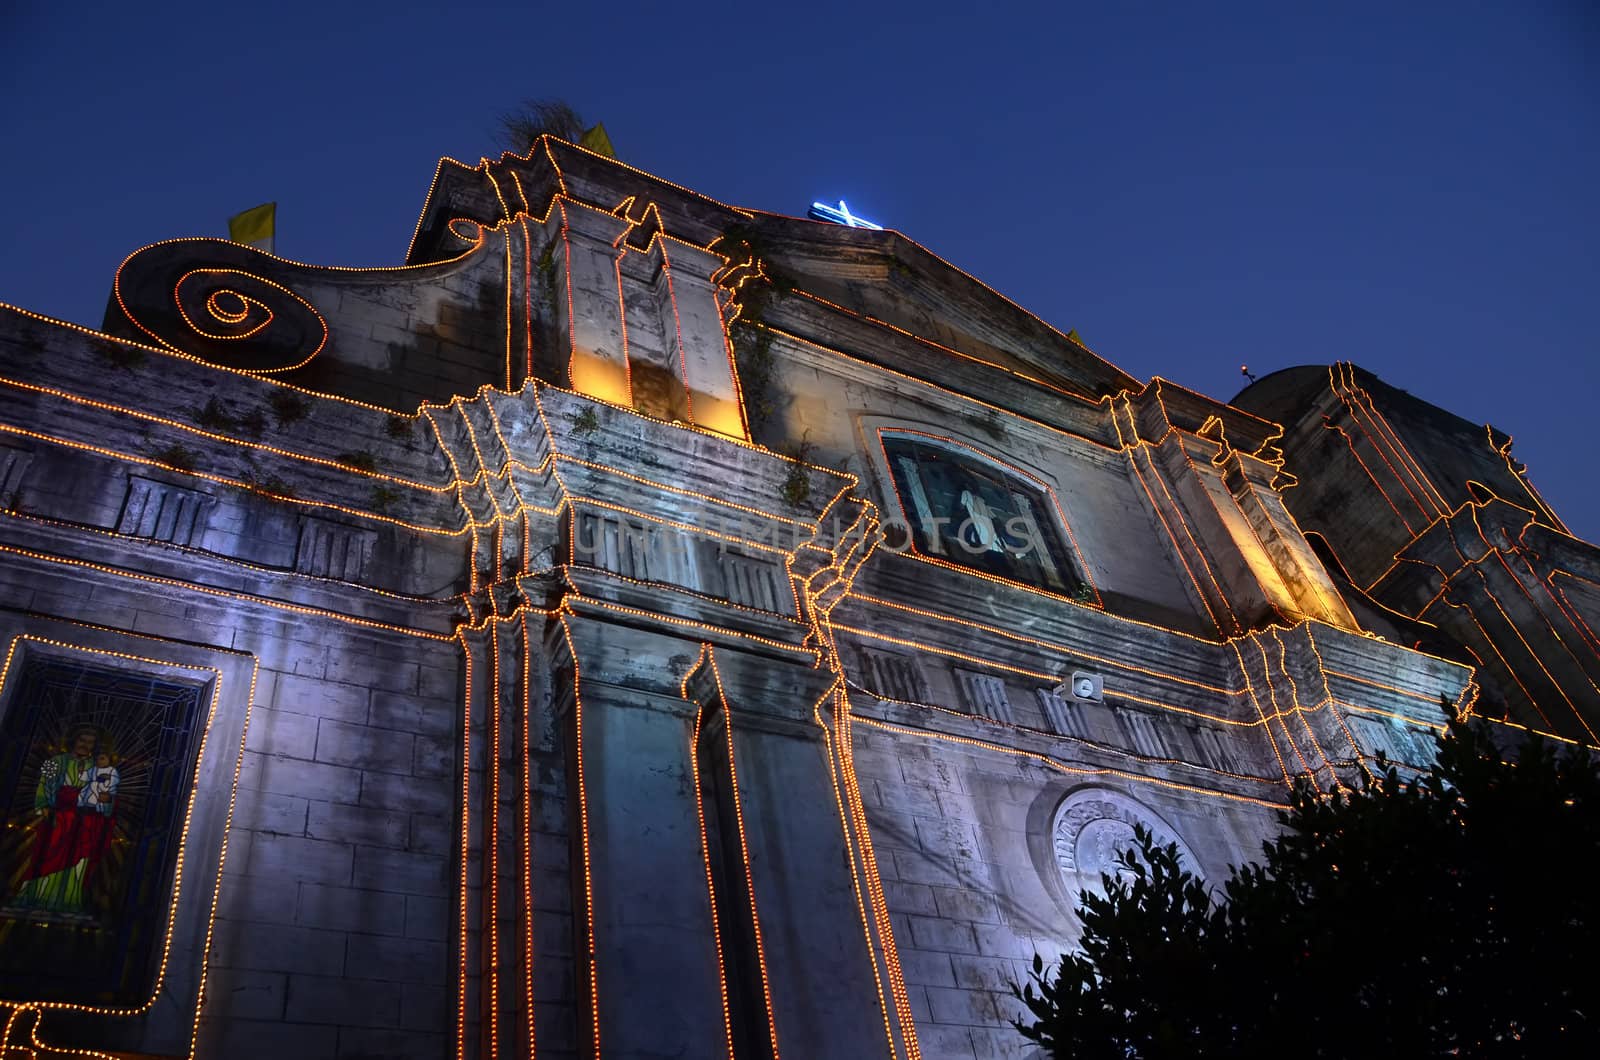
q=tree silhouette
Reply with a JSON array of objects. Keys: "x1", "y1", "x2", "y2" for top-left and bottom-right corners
[{"x1": 1014, "y1": 707, "x2": 1600, "y2": 1059}]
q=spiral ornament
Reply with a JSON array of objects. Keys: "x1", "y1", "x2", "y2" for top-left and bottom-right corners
[{"x1": 111, "y1": 240, "x2": 329, "y2": 373}]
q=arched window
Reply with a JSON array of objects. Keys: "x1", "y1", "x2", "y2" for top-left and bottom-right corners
[{"x1": 881, "y1": 432, "x2": 1083, "y2": 594}]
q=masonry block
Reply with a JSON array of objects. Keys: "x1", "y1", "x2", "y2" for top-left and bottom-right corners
[
  {"x1": 351, "y1": 847, "x2": 450, "y2": 896},
  {"x1": 907, "y1": 915, "x2": 980, "y2": 955},
  {"x1": 359, "y1": 769, "x2": 454, "y2": 815},
  {"x1": 308, "y1": 800, "x2": 410, "y2": 849},
  {"x1": 230, "y1": 831, "x2": 355, "y2": 887},
  {"x1": 344, "y1": 934, "x2": 448, "y2": 985},
  {"x1": 316, "y1": 718, "x2": 417, "y2": 772},
  {"x1": 296, "y1": 883, "x2": 407, "y2": 936},
  {"x1": 210, "y1": 920, "x2": 347, "y2": 977},
  {"x1": 284, "y1": 973, "x2": 401, "y2": 1027}
]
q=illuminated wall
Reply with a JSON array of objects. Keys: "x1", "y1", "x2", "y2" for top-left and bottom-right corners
[
  {"x1": 0, "y1": 136, "x2": 1514, "y2": 1060},
  {"x1": 1236, "y1": 364, "x2": 1600, "y2": 745}
]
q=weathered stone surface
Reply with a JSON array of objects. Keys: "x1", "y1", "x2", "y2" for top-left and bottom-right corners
[{"x1": 0, "y1": 134, "x2": 1563, "y2": 1060}]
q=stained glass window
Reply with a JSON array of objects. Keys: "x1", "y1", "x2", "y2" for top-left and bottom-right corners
[
  {"x1": 883, "y1": 433, "x2": 1081, "y2": 594},
  {"x1": 0, "y1": 655, "x2": 207, "y2": 1006}
]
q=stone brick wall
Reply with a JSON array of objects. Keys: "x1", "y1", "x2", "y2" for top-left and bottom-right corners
[
  {"x1": 850, "y1": 722, "x2": 1280, "y2": 1060},
  {"x1": 202, "y1": 653, "x2": 459, "y2": 1059},
  {"x1": 0, "y1": 137, "x2": 1505, "y2": 1060}
]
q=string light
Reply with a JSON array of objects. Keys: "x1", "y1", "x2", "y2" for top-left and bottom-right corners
[
  {"x1": 789, "y1": 289, "x2": 1096, "y2": 402},
  {"x1": 0, "y1": 372, "x2": 448, "y2": 492},
  {"x1": 846, "y1": 593, "x2": 1241, "y2": 694},
  {"x1": 704, "y1": 649, "x2": 782, "y2": 1058},
  {"x1": 843, "y1": 675, "x2": 1284, "y2": 789},
  {"x1": 1109, "y1": 394, "x2": 1239, "y2": 634},
  {"x1": 518, "y1": 612, "x2": 537, "y2": 1057},
  {"x1": 833, "y1": 622, "x2": 1250, "y2": 725},
  {"x1": 10, "y1": 130, "x2": 1577, "y2": 1060},
  {"x1": 833, "y1": 689, "x2": 922, "y2": 1060},
  {"x1": 740, "y1": 206, "x2": 1137, "y2": 399},
  {"x1": 0, "y1": 506, "x2": 449, "y2": 604},
  {"x1": 486, "y1": 619, "x2": 503, "y2": 1058},
  {"x1": 1293, "y1": 366, "x2": 1597, "y2": 744},
  {"x1": 1327, "y1": 364, "x2": 1439, "y2": 526},
  {"x1": 812, "y1": 693, "x2": 903, "y2": 1060},
  {"x1": 0, "y1": 542, "x2": 454, "y2": 640},
  {"x1": 683, "y1": 649, "x2": 738, "y2": 1060},
  {"x1": 405, "y1": 156, "x2": 485, "y2": 262},
  {"x1": 851, "y1": 711, "x2": 1288, "y2": 810},
  {"x1": 455, "y1": 632, "x2": 475, "y2": 1059}
]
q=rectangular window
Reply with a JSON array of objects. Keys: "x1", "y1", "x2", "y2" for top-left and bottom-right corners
[{"x1": 883, "y1": 434, "x2": 1081, "y2": 595}]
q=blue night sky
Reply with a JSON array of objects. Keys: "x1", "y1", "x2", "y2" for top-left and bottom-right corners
[{"x1": 2, "y1": 2, "x2": 1595, "y2": 538}]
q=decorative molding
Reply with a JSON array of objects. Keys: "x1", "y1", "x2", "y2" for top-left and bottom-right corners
[
  {"x1": 943, "y1": 668, "x2": 1007, "y2": 724},
  {"x1": 1115, "y1": 709, "x2": 1168, "y2": 759},
  {"x1": 718, "y1": 552, "x2": 790, "y2": 615},
  {"x1": 118, "y1": 474, "x2": 214, "y2": 546},
  {"x1": 857, "y1": 647, "x2": 927, "y2": 704},
  {"x1": 295, "y1": 516, "x2": 378, "y2": 581},
  {"x1": 573, "y1": 510, "x2": 698, "y2": 588},
  {"x1": 1188, "y1": 723, "x2": 1243, "y2": 773},
  {"x1": 0, "y1": 444, "x2": 32, "y2": 503},
  {"x1": 110, "y1": 238, "x2": 330, "y2": 372},
  {"x1": 1052, "y1": 788, "x2": 1199, "y2": 894},
  {"x1": 1035, "y1": 687, "x2": 1089, "y2": 739}
]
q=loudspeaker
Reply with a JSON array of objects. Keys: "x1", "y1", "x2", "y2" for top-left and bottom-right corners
[{"x1": 1067, "y1": 671, "x2": 1102, "y2": 703}]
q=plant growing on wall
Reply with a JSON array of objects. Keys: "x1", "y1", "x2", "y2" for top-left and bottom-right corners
[
  {"x1": 93, "y1": 338, "x2": 144, "y2": 372},
  {"x1": 780, "y1": 438, "x2": 816, "y2": 508},
  {"x1": 338, "y1": 450, "x2": 378, "y2": 473},
  {"x1": 496, "y1": 98, "x2": 585, "y2": 152},
  {"x1": 237, "y1": 407, "x2": 267, "y2": 439},
  {"x1": 267, "y1": 389, "x2": 309, "y2": 427},
  {"x1": 716, "y1": 223, "x2": 794, "y2": 437},
  {"x1": 570, "y1": 407, "x2": 600, "y2": 434},
  {"x1": 975, "y1": 406, "x2": 1005, "y2": 441},
  {"x1": 152, "y1": 443, "x2": 196, "y2": 472},
  {"x1": 194, "y1": 397, "x2": 234, "y2": 430},
  {"x1": 536, "y1": 242, "x2": 559, "y2": 316},
  {"x1": 370, "y1": 485, "x2": 401, "y2": 514}
]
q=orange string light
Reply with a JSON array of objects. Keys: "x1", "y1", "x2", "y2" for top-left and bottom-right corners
[
  {"x1": 704, "y1": 649, "x2": 782, "y2": 1058},
  {"x1": 12, "y1": 131, "x2": 1572, "y2": 1060},
  {"x1": 683, "y1": 648, "x2": 738, "y2": 1060}
]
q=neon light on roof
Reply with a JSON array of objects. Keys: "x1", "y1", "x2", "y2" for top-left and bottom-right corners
[{"x1": 808, "y1": 199, "x2": 883, "y2": 230}]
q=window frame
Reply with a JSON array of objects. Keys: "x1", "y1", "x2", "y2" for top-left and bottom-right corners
[{"x1": 872, "y1": 427, "x2": 1099, "y2": 604}]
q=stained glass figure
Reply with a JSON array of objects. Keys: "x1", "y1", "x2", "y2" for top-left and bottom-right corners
[
  {"x1": 12, "y1": 724, "x2": 120, "y2": 915},
  {"x1": 0, "y1": 654, "x2": 207, "y2": 1006}
]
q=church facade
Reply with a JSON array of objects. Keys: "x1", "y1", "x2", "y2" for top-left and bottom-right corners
[{"x1": 0, "y1": 138, "x2": 1593, "y2": 1060}]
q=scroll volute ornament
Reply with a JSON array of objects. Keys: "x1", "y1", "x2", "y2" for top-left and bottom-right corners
[{"x1": 110, "y1": 238, "x2": 328, "y2": 373}]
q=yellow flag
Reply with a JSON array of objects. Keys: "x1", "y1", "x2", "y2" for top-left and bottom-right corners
[
  {"x1": 578, "y1": 123, "x2": 615, "y2": 158},
  {"x1": 228, "y1": 202, "x2": 276, "y2": 249}
]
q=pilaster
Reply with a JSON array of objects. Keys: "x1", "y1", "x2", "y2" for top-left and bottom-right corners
[
  {"x1": 552, "y1": 201, "x2": 633, "y2": 408},
  {"x1": 1377, "y1": 498, "x2": 1600, "y2": 742},
  {"x1": 688, "y1": 646, "x2": 895, "y2": 1059},
  {"x1": 551, "y1": 613, "x2": 730, "y2": 1060}
]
